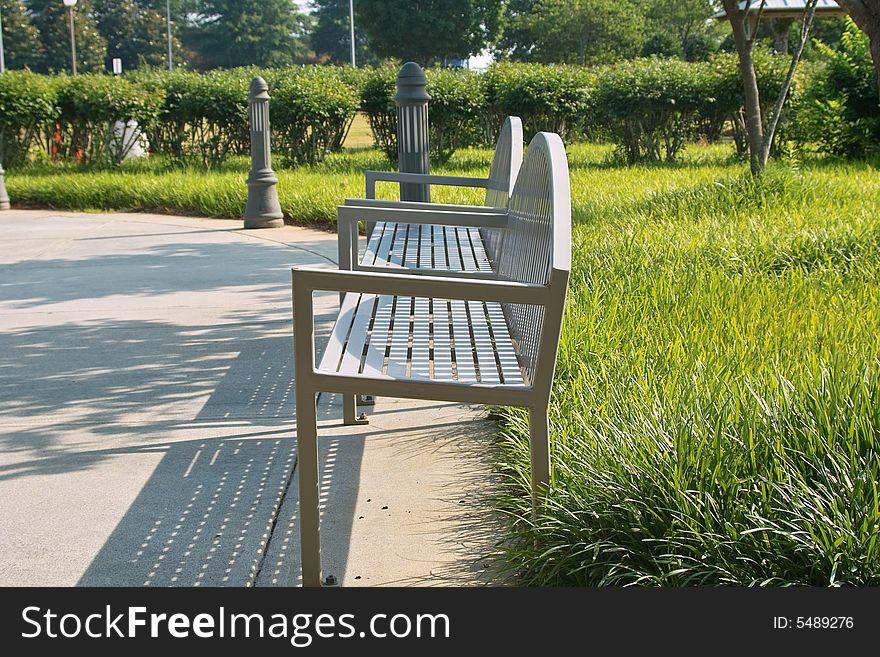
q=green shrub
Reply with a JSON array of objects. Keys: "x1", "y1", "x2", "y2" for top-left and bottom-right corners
[
  {"x1": 358, "y1": 67, "x2": 397, "y2": 159},
  {"x1": 130, "y1": 68, "x2": 251, "y2": 167},
  {"x1": 594, "y1": 57, "x2": 713, "y2": 163},
  {"x1": 0, "y1": 72, "x2": 57, "y2": 168},
  {"x1": 425, "y1": 69, "x2": 485, "y2": 163},
  {"x1": 271, "y1": 68, "x2": 360, "y2": 164},
  {"x1": 707, "y1": 51, "x2": 798, "y2": 158},
  {"x1": 54, "y1": 74, "x2": 163, "y2": 166},
  {"x1": 793, "y1": 18, "x2": 880, "y2": 158},
  {"x1": 482, "y1": 63, "x2": 595, "y2": 142},
  {"x1": 359, "y1": 67, "x2": 486, "y2": 163}
]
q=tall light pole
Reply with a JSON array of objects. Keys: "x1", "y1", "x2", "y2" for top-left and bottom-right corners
[
  {"x1": 63, "y1": 0, "x2": 78, "y2": 75},
  {"x1": 349, "y1": 0, "x2": 356, "y2": 67},
  {"x1": 166, "y1": 0, "x2": 173, "y2": 70},
  {"x1": 0, "y1": 9, "x2": 6, "y2": 74}
]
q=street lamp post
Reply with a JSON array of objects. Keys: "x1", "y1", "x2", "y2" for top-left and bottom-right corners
[
  {"x1": 0, "y1": 9, "x2": 6, "y2": 74},
  {"x1": 63, "y1": 0, "x2": 78, "y2": 75},
  {"x1": 166, "y1": 0, "x2": 173, "y2": 70},
  {"x1": 349, "y1": 0, "x2": 356, "y2": 68}
]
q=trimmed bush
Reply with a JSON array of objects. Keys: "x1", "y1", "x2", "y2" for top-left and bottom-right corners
[
  {"x1": 54, "y1": 74, "x2": 163, "y2": 166},
  {"x1": 482, "y1": 63, "x2": 595, "y2": 142},
  {"x1": 270, "y1": 68, "x2": 360, "y2": 165},
  {"x1": 359, "y1": 67, "x2": 486, "y2": 163},
  {"x1": 0, "y1": 72, "x2": 57, "y2": 168},
  {"x1": 708, "y1": 51, "x2": 798, "y2": 159},
  {"x1": 360, "y1": 67, "x2": 397, "y2": 159},
  {"x1": 594, "y1": 58, "x2": 714, "y2": 163}
]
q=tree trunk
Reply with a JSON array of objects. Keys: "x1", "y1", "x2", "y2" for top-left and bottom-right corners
[{"x1": 726, "y1": 7, "x2": 765, "y2": 175}]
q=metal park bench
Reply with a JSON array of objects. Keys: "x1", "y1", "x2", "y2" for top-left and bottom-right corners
[
  {"x1": 292, "y1": 132, "x2": 572, "y2": 587},
  {"x1": 336, "y1": 115, "x2": 523, "y2": 277},
  {"x1": 334, "y1": 116, "x2": 523, "y2": 424}
]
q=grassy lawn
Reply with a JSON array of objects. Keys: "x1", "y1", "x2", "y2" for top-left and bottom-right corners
[{"x1": 8, "y1": 143, "x2": 880, "y2": 585}]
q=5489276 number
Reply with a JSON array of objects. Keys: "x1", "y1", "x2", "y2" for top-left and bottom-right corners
[{"x1": 796, "y1": 617, "x2": 853, "y2": 629}]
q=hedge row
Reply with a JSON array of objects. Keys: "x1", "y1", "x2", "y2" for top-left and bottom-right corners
[{"x1": 0, "y1": 54, "x2": 800, "y2": 169}]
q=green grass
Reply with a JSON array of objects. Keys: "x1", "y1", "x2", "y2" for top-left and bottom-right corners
[
  {"x1": 6, "y1": 148, "x2": 485, "y2": 228},
  {"x1": 496, "y1": 148, "x2": 880, "y2": 586},
  {"x1": 8, "y1": 143, "x2": 880, "y2": 585}
]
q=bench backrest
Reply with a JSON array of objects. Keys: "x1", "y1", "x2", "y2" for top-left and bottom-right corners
[
  {"x1": 481, "y1": 116, "x2": 523, "y2": 264},
  {"x1": 497, "y1": 132, "x2": 571, "y2": 396}
]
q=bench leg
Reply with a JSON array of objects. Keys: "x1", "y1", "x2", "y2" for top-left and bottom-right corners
[
  {"x1": 342, "y1": 394, "x2": 369, "y2": 425},
  {"x1": 297, "y1": 387, "x2": 322, "y2": 587},
  {"x1": 528, "y1": 406, "x2": 551, "y2": 518}
]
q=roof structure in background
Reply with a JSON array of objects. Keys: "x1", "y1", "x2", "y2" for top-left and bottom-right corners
[{"x1": 714, "y1": 0, "x2": 847, "y2": 18}]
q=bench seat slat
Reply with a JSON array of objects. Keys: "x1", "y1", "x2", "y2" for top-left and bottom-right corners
[
  {"x1": 387, "y1": 295, "x2": 411, "y2": 379},
  {"x1": 431, "y1": 298, "x2": 453, "y2": 380},
  {"x1": 411, "y1": 297, "x2": 431, "y2": 379},
  {"x1": 485, "y1": 302, "x2": 524, "y2": 385},
  {"x1": 318, "y1": 291, "x2": 362, "y2": 373},
  {"x1": 362, "y1": 294, "x2": 393, "y2": 377},
  {"x1": 318, "y1": 294, "x2": 526, "y2": 387},
  {"x1": 468, "y1": 300, "x2": 500, "y2": 384}
]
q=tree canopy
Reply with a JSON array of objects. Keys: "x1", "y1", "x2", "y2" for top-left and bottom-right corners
[
  {"x1": 0, "y1": 0, "x2": 41, "y2": 70},
  {"x1": 496, "y1": 0, "x2": 646, "y2": 65},
  {"x1": 356, "y1": 0, "x2": 504, "y2": 66},
  {"x1": 27, "y1": 0, "x2": 107, "y2": 73},
  {"x1": 185, "y1": 0, "x2": 312, "y2": 69}
]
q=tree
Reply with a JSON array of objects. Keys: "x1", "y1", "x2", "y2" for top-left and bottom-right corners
[
  {"x1": 186, "y1": 0, "x2": 311, "y2": 69},
  {"x1": 721, "y1": 0, "x2": 819, "y2": 174},
  {"x1": 356, "y1": 0, "x2": 504, "y2": 66},
  {"x1": 27, "y1": 0, "x2": 107, "y2": 73},
  {"x1": 836, "y1": 0, "x2": 880, "y2": 98},
  {"x1": 0, "y1": 0, "x2": 41, "y2": 70},
  {"x1": 310, "y1": 0, "x2": 377, "y2": 65},
  {"x1": 496, "y1": 0, "x2": 645, "y2": 65},
  {"x1": 93, "y1": 0, "x2": 183, "y2": 70},
  {"x1": 642, "y1": 0, "x2": 719, "y2": 60}
]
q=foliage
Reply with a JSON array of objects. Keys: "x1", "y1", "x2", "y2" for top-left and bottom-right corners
[
  {"x1": 482, "y1": 63, "x2": 594, "y2": 142},
  {"x1": 594, "y1": 57, "x2": 713, "y2": 162},
  {"x1": 27, "y1": 0, "x2": 107, "y2": 73},
  {"x1": 358, "y1": 66, "x2": 487, "y2": 163},
  {"x1": 794, "y1": 18, "x2": 880, "y2": 158},
  {"x1": 490, "y1": 145, "x2": 880, "y2": 586},
  {"x1": 185, "y1": 0, "x2": 312, "y2": 69},
  {"x1": 642, "y1": 0, "x2": 721, "y2": 61},
  {"x1": 92, "y1": 0, "x2": 182, "y2": 71},
  {"x1": 270, "y1": 68, "x2": 360, "y2": 164},
  {"x1": 356, "y1": 0, "x2": 504, "y2": 66},
  {"x1": 496, "y1": 0, "x2": 645, "y2": 65},
  {"x1": 0, "y1": 0, "x2": 41, "y2": 70},
  {"x1": 707, "y1": 50, "x2": 798, "y2": 158},
  {"x1": 0, "y1": 71, "x2": 56, "y2": 167},
  {"x1": 424, "y1": 69, "x2": 486, "y2": 163},
  {"x1": 53, "y1": 73, "x2": 163, "y2": 165},
  {"x1": 358, "y1": 66, "x2": 397, "y2": 159},
  {"x1": 309, "y1": 0, "x2": 378, "y2": 66}
]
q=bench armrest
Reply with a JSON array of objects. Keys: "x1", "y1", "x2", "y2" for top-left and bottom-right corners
[
  {"x1": 344, "y1": 197, "x2": 504, "y2": 214},
  {"x1": 365, "y1": 170, "x2": 491, "y2": 199},
  {"x1": 337, "y1": 205, "x2": 508, "y2": 229},
  {"x1": 292, "y1": 266, "x2": 548, "y2": 306}
]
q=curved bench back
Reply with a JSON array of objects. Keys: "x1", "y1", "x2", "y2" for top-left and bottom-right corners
[
  {"x1": 497, "y1": 132, "x2": 571, "y2": 395},
  {"x1": 481, "y1": 116, "x2": 523, "y2": 263}
]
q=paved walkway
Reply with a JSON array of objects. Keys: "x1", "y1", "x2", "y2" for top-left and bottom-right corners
[{"x1": 0, "y1": 210, "x2": 504, "y2": 587}]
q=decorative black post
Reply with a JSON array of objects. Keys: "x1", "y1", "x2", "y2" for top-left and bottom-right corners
[
  {"x1": 394, "y1": 62, "x2": 430, "y2": 202},
  {"x1": 244, "y1": 76, "x2": 283, "y2": 229}
]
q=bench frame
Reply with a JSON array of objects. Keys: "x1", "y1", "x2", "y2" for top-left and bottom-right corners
[{"x1": 293, "y1": 132, "x2": 571, "y2": 587}]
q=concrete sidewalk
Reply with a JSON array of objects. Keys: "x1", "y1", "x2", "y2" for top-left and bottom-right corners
[{"x1": 0, "y1": 210, "x2": 504, "y2": 587}]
